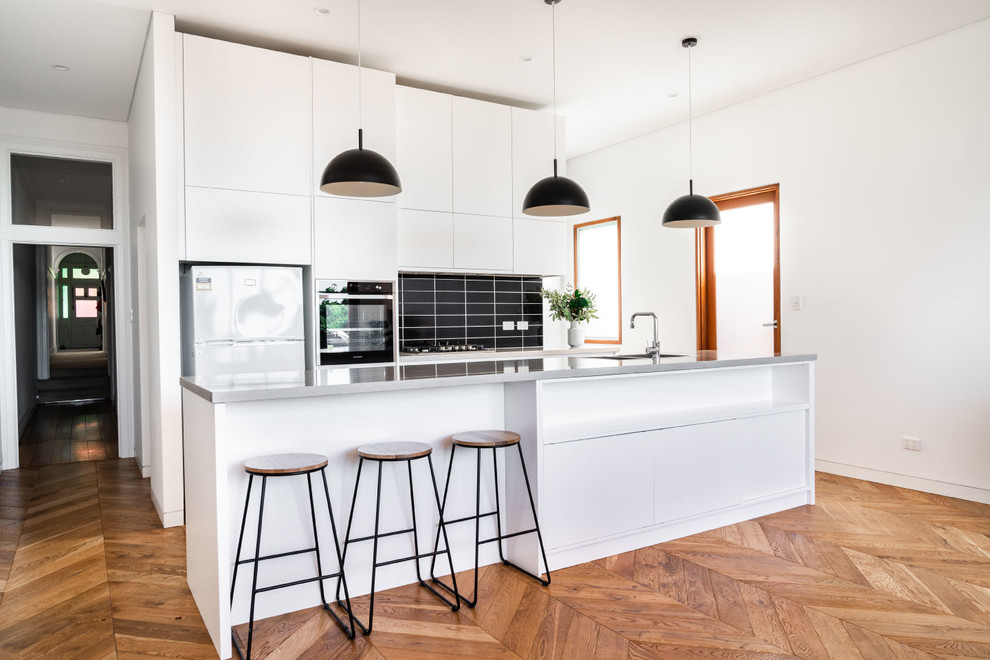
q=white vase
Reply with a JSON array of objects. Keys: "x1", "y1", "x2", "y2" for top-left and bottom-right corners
[{"x1": 567, "y1": 321, "x2": 584, "y2": 348}]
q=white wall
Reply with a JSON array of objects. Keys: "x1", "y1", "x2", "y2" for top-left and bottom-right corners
[
  {"x1": 127, "y1": 12, "x2": 183, "y2": 524},
  {"x1": 569, "y1": 19, "x2": 990, "y2": 502},
  {"x1": 12, "y1": 244, "x2": 38, "y2": 431}
]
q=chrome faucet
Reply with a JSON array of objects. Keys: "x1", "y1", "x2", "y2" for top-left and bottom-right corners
[{"x1": 630, "y1": 312, "x2": 660, "y2": 358}]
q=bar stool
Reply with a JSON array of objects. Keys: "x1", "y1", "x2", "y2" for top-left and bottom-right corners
[
  {"x1": 230, "y1": 453, "x2": 354, "y2": 660},
  {"x1": 337, "y1": 441, "x2": 460, "y2": 634},
  {"x1": 431, "y1": 430, "x2": 550, "y2": 608}
]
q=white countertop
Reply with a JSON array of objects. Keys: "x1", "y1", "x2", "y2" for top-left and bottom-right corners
[{"x1": 180, "y1": 350, "x2": 817, "y2": 404}]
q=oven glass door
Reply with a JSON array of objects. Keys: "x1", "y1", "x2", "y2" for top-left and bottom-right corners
[{"x1": 319, "y1": 295, "x2": 394, "y2": 365}]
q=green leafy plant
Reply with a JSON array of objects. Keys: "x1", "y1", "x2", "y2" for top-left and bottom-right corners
[{"x1": 541, "y1": 285, "x2": 598, "y2": 324}]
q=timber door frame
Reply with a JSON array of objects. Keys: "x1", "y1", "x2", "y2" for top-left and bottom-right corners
[{"x1": 695, "y1": 184, "x2": 780, "y2": 353}]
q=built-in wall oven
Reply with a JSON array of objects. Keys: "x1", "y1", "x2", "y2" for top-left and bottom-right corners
[{"x1": 317, "y1": 280, "x2": 395, "y2": 366}]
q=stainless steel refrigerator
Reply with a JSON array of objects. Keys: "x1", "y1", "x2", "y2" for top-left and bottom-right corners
[{"x1": 181, "y1": 265, "x2": 305, "y2": 377}]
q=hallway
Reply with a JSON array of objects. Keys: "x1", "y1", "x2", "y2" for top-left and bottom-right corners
[{"x1": 0, "y1": 459, "x2": 215, "y2": 658}]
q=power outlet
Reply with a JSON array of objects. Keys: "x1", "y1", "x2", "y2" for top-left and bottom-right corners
[{"x1": 902, "y1": 437, "x2": 922, "y2": 451}]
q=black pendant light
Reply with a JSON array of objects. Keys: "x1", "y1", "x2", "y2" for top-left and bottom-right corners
[
  {"x1": 662, "y1": 37, "x2": 720, "y2": 228},
  {"x1": 522, "y1": 0, "x2": 589, "y2": 217},
  {"x1": 320, "y1": 0, "x2": 401, "y2": 197}
]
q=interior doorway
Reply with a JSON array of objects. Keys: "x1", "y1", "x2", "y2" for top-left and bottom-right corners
[
  {"x1": 696, "y1": 184, "x2": 780, "y2": 354},
  {"x1": 2, "y1": 143, "x2": 134, "y2": 472},
  {"x1": 13, "y1": 243, "x2": 119, "y2": 465}
]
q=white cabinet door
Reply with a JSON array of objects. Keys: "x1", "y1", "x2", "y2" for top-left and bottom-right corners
[
  {"x1": 182, "y1": 35, "x2": 311, "y2": 196},
  {"x1": 513, "y1": 218, "x2": 568, "y2": 276},
  {"x1": 313, "y1": 59, "x2": 396, "y2": 198},
  {"x1": 511, "y1": 107, "x2": 565, "y2": 218},
  {"x1": 453, "y1": 214, "x2": 513, "y2": 272},
  {"x1": 543, "y1": 434, "x2": 654, "y2": 549},
  {"x1": 395, "y1": 86, "x2": 452, "y2": 212},
  {"x1": 653, "y1": 412, "x2": 808, "y2": 525},
  {"x1": 738, "y1": 411, "x2": 809, "y2": 501},
  {"x1": 397, "y1": 209, "x2": 453, "y2": 270},
  {"x1": 314, "y1": 197, "x2": 397, "y2": 280},
  {"x1": 452, "y1": 97, "x2": 512, "y2": 217},
  {"x1": 185, "y1": 187, "x2": 311, "y2": 265}
]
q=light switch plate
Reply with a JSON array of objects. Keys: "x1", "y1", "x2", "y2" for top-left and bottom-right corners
[
  {"x1": 790, "y1": 295, "x2": 804, "y2": 311},
  {"x1": 502, "y1": 321, "x2": 515, "y2": 331}
]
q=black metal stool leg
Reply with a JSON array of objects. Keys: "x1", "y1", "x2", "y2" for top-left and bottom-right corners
[
  {"x1": 245, "y1": 475, "x2": 268, "y2": 659},
  {"x1": 492, "y1": 447, "x2": 506, "y2": 564},
  {"x1": 507, "y1": 443, "x2": 551, "y2": 586},
  {"x1": 336, "y1": 458, "x2": 364, "y2": 609},
  {"x1": 230, "y1": 473, "x2": 254, "y2": 605},
  {"x1": 429, "y1": 444, "x2": 457, "y2": 581},
  {"x1": 365, "y1": 459, "x2": 384, "y2": 634},
  {"x1": 426, "y1": 454, "x2": 461, "y2": 609},
  {"x1": 321, "y1": 468, "x2": 355, "y2": 639}
]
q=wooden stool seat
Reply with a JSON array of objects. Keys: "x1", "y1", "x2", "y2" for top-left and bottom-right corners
[
  {"x1": 451, "y1": 430, "x2": 521, "y2": 448},
  {"x1": 243, "y1": 453, "x2": 329, "y2": 475},
  {"x1": 357, "y1": 441, "x2": 432, "y2": 461}
]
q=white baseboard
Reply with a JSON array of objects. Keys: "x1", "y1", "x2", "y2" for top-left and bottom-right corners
[
  {"x1": 140, "y1": 464, "x2": 151, "y2": 478},
  {"x1": 816, "y1": 460, "x2": 990, "y2": 505},
  {"x1": 150, "y1": 486, "x2": 185, "y2": 528}
]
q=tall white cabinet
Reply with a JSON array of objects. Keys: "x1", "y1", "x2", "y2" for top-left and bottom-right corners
[{"x1": 182, "y1": 35, "x2": 313, "y2": 264}]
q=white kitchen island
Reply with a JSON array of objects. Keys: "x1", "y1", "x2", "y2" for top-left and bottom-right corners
[{"x1": 181, "y1": 351, "x2": 815, "y2": 658}]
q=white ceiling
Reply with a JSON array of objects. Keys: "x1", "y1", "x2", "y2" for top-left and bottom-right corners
[{"x1": 3, "y1": 0, "x2": 990, "y2": 156}]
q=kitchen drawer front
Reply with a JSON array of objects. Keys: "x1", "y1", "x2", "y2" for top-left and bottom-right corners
[
  {"x1": 654, "y1": 411, "x2": 808, "y2": 524},
  {"x1": 543, "y1": 433, "x2": 654, "y2": 549},
  {"x1": 185, "y1": 187, "x2": 311, "y2": 265}
]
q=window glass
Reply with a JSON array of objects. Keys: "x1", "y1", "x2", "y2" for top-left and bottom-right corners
[
  {"x1": 72, "y1": 268, "x2": 99, "y2": 279},
  {"x1": 88, "y1": 287, "x2": 98, "y2": 297},
  {"x1": 61, "y1": 286, "x2": 69, "y2": 319},
  {"x1": 75, "y1": 287, "x2": 85, "y2": 297},
  {"x1": 75, "y1": 300, "x2": 98, "y2": 318},
  {"x1": 574, "y1": 217, "x2": 621, "y2": 343},
  {"x1": 10, "y1": 154, "x2": 113, "y2": 229}
]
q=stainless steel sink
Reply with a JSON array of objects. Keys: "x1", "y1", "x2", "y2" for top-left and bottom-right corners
[{"x1": 592, "y1": 353, "x2": 688, "y2": 360}]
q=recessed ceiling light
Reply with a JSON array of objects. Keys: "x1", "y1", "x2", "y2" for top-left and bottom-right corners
[
  {"x1": 667, "y1": 91, "x2": 679, "y2": 98},
  {"x1": 313, "y1": 6, "x2": 330, "y2": 15},
  {"x1": 52, "y1": 64, "x2": 70, "y2": 71},
  {"x1": 519, "y1": 55, "x2": 533, "y2": 63}
]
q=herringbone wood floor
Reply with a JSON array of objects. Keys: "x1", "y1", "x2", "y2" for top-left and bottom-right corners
[{"x1": 2, "y1": 462, "x2": 989, "y2": 659}]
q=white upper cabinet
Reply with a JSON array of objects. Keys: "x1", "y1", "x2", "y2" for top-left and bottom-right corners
[
  {"x1": 182, "y1": 35, "x2": 312, "y2": 196},
  {"x1": 452, "y1": 97, "x2": 512, "y2": 217},
  {"x1": 185, "y1": 187, "x2": 311, "y2": 265},
  {"x1": 395, "y1": 86, "x2": 452, "y2": 212},
  {"x1": 313, "y1": 59, "x2": 396, "y2": 198},
  {"x1": 513, "y1": 218, "x2": 569, "y2": 276},
  {"x1": 511, "y1": 107, "x2": 566, "y2": 218},
  {"x1": 396, "y1": 209, "x2": 454, "y2": 271},
  {"x1": 314, "y1": 197, "x2": 396, "y2": 280},
  {"x1": 453, "y1": 214, "x2": 513, "y2": 272}
]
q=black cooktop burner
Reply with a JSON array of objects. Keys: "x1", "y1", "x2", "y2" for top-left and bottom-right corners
[{"x1": 404, "y1": 343, "x2": 485, "y2": 354}]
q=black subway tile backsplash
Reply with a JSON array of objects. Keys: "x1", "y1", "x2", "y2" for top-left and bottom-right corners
[{"x1": 400, "y1": 274, "x2": 543, "y2": 353}]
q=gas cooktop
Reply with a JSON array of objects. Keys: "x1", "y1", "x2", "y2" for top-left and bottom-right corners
[{"x1": 402, "y1": 343, "x2": 486, "y2": 354}]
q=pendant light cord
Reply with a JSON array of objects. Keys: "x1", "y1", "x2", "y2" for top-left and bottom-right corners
[
  {"x1": 551, "y1": 0, "x2": 559, "y2": 174},
  {"x1": 687, "y1": 40, "x2": 693, "y2": 194},
  {"x1": 357, "y1": 0, "x2": 364, "y2": 143}
]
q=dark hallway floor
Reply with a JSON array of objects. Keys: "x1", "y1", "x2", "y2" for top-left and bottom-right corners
[{"x1": 18, "y1": 400, "x2": 118, "y2": 467}]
